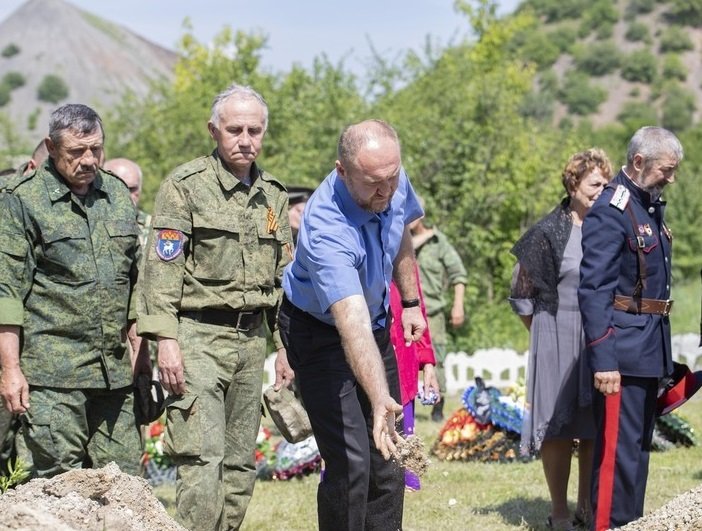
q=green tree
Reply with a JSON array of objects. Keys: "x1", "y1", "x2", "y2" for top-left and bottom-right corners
[
  {"x1": 661, "y1": 85, "x2": 696, "y2": 131},
  {"x1": 625, "y1": 22, "x2": 651, "y2": 42},
  {"x1": 1, "y1": 43, "x2": 20, "y2": 58},
  {"x1": 572, "y1": 41, "x2": 621, "y2": 76},
  {"x1": 662, "y1": 54, "x2": 688, "y2": 81},
  {"x1": 558, "y1": 71, "x2": 607, "y2": 114},
  {"x1": 659, "y1": 26, "x2": 694, "y2": 52},
  {"x1": 621, "y1": 49, "x2": 657, "y2": 83},
  {"x1": 667, "y1": 0, "x2": 702, "y2": 26},
  {"x1": 37, "y1": 74, "x2": 69, "y2": 103},
  {"x1": 2, "y1": 71, "x2": 25, "y2": 90},
  {"x1": 616, "y1": 101, "x2": 658, "y2": 131},
  {"x1": 0, "y1": 84, "x2": 9, "y2": 107}
]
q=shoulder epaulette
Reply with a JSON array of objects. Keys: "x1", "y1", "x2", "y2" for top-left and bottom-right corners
[
  {"x1": 259, "y1": 170, "x2": 287, "y2": 192},
  {"x1": 609, "y1": 184, "x2": 630, "y2": 212},
  {"x1": 170, "y1": 156, "x2": 209, "y2": 182},
  {"x1": 2, "y1": 169, "x2": 35, "y2": 192},
  {"x1": 100, "y1": 168, "x2": 130, "y2": 191}
]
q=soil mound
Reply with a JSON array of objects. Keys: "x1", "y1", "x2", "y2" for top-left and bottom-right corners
[{"x1": 0, "y1": 462, "x2": 185, "y2": 531}]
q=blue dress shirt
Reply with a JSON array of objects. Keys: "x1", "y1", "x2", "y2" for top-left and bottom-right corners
[{"x1": 283, "y1": 168, "x2": 423, "y2": 328}]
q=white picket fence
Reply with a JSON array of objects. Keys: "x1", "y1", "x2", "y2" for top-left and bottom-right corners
[{"x1": 263, "y1": 333, "x2": 702, "y2": 394}]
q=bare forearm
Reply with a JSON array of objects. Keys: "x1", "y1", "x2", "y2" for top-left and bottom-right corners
[
  {"x1": 331, "y1": 295, "x2": 389, "y2": 403},
  {"x1": 0, "y1": 326, "x2": 21, "y2": 370},
  {"x1": 393, "y1": 226, "x2": 419, "y2": 301},
  {"x1": 453, "y1": 283, "x2": 465, "y2": 306}
]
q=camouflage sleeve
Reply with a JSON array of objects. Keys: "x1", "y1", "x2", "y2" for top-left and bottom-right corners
[
  {"x1": 0, "y1": 193, "x2": 33, "y2": 325},
  {"x1": 268, "y1": 189, "x2": 293, "y2": 350},
  {"x1": 136, "y1": 179, "x2": 192, "y2": 340},
  {"x1": 440, "y1": 236, "x2": 467, "y2": 287}
]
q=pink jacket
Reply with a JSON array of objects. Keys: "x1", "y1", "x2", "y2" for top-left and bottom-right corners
[{"x1": 389, "y1": 269, "x2": 436, "y2": 405}]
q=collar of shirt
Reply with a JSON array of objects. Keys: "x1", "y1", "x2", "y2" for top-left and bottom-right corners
[
  {"x1": 211, "y1": 150, "x2": 260, "y2": 192},
  {"x1": 619, "y1": 167, "x2": 664, "y2": 207},
  {"x1": 44, "y1": 160, "x2": 106, "y2": 203}
]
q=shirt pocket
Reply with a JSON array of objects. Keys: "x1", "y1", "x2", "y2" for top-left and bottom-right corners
[
  {"x1": 104, "y1": 220, "x2": 139, "y2": 282},
  {"x1": 191, "y1": 214, "x2": 243, "y2": 282},
  {"x1": 627, "y1": 234, "x2": 658, "y2": 254},
  {"x1": 40, "y1": 221, "x2": 94, "y2": 284}
]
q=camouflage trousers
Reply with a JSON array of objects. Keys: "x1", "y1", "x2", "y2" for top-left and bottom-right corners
[
  {"x1": 427, "y1": 312, "x2": 448, "y2": 394},
  {"x1": 167, "y1": 316, "x2": 266, "y2": 531},
  {"x1": 19, "y1": 385, "x2": 141, "y2": 478}
]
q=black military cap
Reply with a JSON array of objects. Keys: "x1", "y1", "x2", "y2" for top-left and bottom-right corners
[{"x1": 288, "y1": 186, "x2": 315, "y2": 206}]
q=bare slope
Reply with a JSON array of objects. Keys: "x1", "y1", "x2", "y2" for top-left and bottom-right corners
[{"x1": 0, "y1": 0, "x2": 177, "y2": 144}]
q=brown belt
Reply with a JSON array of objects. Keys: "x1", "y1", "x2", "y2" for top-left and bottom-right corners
[
  {"x1": 180, "y1": 309, "x2": 264, "y2": 331},
  {"x1": 613, "y1": 295, "x2": 674, "y2": 316}
]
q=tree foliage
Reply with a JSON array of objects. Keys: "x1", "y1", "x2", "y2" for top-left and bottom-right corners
[
  {"x1": 1, "y1": 44, "x2": 20, "y2": 58},
  {"x1": 558, "y1": 71, "x2": 607, "y2": 114},
  {"x1": 37, "y1": 74, "x2": 69, "y2": 103},
  {"x1": 621, "y1": 49, "x2": 658, "y2": 83},
  {"x1": 572, "y1": 41, "x2": 621, "y2": 76},
  {"x1": 659, "y1": 25, "x2": 694, "y2": 52}
]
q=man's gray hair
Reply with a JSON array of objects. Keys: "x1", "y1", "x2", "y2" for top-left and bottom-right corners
[
  {"x1": 337, "y1": 119, "x2": 400, "y2": 168},
  {"x1": 627, "y1": 126, "x2": 684, "y2": 164},
  {"x1": 48, "y1": 104, "x2": 104, "y2": 146},
  {"x1": 210, "y1": 84, "x2": 268, "y2": 130}
]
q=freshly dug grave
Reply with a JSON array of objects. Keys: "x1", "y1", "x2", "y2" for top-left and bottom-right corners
[
  {"x1": 615, "y1": 483, "x2": 702, "y2": 530},
  {"x1": 0, "y1": 462, "x2": 185, "y2": 531}
]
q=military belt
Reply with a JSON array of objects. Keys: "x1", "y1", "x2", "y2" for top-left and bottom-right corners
[
  {"x1": 613, "y1": 295, "x2": 674, "y2": 316},
  {"x1": 181, "y1": 309, "x2": 264, "y2": 331}
]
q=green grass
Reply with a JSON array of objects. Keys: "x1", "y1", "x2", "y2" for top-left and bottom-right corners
[
  {"x1": 153, "y1": 393, "x2": 702, "y2": 530},
  {"x1": 671, "y1": 277, "x2": 701, "y2": 335}
]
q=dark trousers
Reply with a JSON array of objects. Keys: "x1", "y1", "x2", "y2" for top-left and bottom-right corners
[
  {"x1": 279, "y1": 297, "x2": 404, "y2": 531},
  {"x1": 591, "y1": 376, "x2": 658, "y2": 531}
]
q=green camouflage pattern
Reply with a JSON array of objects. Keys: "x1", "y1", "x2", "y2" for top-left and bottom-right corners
[
  {"x1": 136, "y1": 208, "x2": 152, "y2": 247},
  {"x1": 137, "y1": 151, "x2": 292, "y2": 346},
  {"x1": 166, "y1": 317, "x2": 267, "y2": 531},
  {"x1": 415, "y1": 228, "x2": 468, "y2": 320},
  {"x1": 428, "y1": 313, "x2": 449, "y2": 393},
  {"x1": 0, "y1": 161, "x2": 140, "y2": 389},
  {"x1": 19, "y1": 386, "x2": 140, "y2": 478},
  {"x1": 137, "y1": 151, "x2": 291, "y2": 530}
]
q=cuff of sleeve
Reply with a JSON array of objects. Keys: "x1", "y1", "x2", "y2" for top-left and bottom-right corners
[
  {"x1": 0, "y1": 297, "x2": 24, "y2": 325},
  {"x1": 508, "y1": 297, "x2": 534, "y2": 316},
  {"x1": 137, "y1": 315, "x2": 179, "y2": 340},
  {"x1": 272, "y1": 330, "x2": 283, "y2": 351}
]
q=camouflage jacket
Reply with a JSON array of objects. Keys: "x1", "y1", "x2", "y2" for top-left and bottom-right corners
[
  {"x1": 136, "y1": 151, "x2": 292, "y2": 348},
  {"x1": 136, "y1": 208, "x2": 152, "y2": 247},
  {"x1": 0, "y1": 161, "x2": 140, "y2": 389},
  {"x1": 415, "y1": 228, "x2": 467, "y2": 316}
]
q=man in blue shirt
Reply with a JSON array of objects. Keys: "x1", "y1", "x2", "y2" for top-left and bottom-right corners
[{"x1": 276, "y1": 119, "x2": 425, "y2": 531}]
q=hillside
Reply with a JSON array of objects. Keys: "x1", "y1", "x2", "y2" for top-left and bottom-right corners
[
  {"x1": 514, "y1": 0, "x2": 702, "y2": 131},
  {"x1": 0, "y1": 0, "x2": 177, "y2": 148}
]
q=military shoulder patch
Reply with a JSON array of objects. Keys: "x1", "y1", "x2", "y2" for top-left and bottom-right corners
[
  {"x1": 155, "y1": 229, "x2": 185, "y2": 261},
  {"x1": 609, "y1": 184, "x2": 630, "y2": 211}
]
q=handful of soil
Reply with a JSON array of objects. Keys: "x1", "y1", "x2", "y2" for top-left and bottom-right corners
[{"x1": 392, "y1": 435, "x2": 430, "y2": 477}]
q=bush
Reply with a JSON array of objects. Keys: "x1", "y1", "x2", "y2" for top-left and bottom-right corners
[
  {"x1": 528, "y1": 0, "x2": 587, "y2": 22},
  {"x1": 1, "y1": 43, "x2": 20, "y2": 58},
  {"x1": 520, "y1": 90, "x2": 554, "y2": 121},
  {"x1": 596, "y1": 22, "x2": 615, "y2": 39},
  {"x1": 661, "y1": 85, "x2": 696, "y2": 131},
  {"x1": 659, "y1": 26, "x2": 694, "y2": 52},
  {"x1": 538, "y1": 70, "x2": 559, "y2": 93},
  {"x1": 37, "y1": 74, "x2": 69, "y2": 103},
  {"x1": 625, "y1": 22, "x2": 652, "y2": 42},
  {"x1": 548, "y1": 26, "x2": 577, "y2": 53},
  {"x1": 617, "y1": 101, "x2": 659, "y2": 131},
  {"x1": 667, "y1": 0, "x2": 702, "y2": 26},
  {"x1": 558, "y1": 71, "x2": 608, "y2": 115},
  {"x1": 621, "y1": 49, "x2": 658, "y2": 83},
  {"x1": 519, "y1": 32, "x2": 561, "y2": 70},
  {"x1": 662, "y1": 54, "x2": 688, "y2": 81},
  {"x1": 627, "y1": 0, "x2": 656, "y2": 15},
  {"x1": 0, "y1": 84, "x2": 10, "y2": 107},
  {"x1": 573, "y1": 41, "x2": 621, "y2": 76},
  {"x1": 2, "y1": 71, "x2": 25, "y2": 90},
  {"x1": 579, "y1": 0, "x2": 620, "y2": 36}
]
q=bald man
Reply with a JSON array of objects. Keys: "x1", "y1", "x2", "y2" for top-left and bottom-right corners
[{"x1": 104, "y1": 158, "x2": 151, "y2": 245}]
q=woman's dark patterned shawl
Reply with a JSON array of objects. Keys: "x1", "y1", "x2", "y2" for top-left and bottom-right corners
[{"x1": 510, "y1": 198, "x2": 573, "y2": 315}]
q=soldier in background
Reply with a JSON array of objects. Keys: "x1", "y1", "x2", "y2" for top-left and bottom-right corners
[
  {"x1": 137, "y1": 83, "x2": 292, "y2": 530},
  {"x1": 104, "y1": 158, "x2": 151, "y2": 246},
  {"x1": 409, "y1": 199, "x2": 467, "y2": 421},
  {"x1": 0, "y1": 103, "x2": 148, "y2": 478}
]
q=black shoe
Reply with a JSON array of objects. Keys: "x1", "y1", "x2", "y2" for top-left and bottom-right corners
[{"x1": 430, "y1": 399, "x2": 444, "y2": 422}]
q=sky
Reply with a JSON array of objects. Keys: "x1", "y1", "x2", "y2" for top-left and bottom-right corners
[{"x1": 0, "y1": 0, "x2": 521, "y2": 74}]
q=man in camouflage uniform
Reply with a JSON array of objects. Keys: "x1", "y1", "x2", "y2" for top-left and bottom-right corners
[
  {"x1": 409, "y1": 202, "x2": 467, "y2": 421},
  {"x1": 137, "y1": 84, "x2": 293, "y2": 531},
  {"x1": 0, "y1": 104, "x2": 148, "y2": 478},
  {"x1": 104, "y1": 158, "x2": 152, "y2": 246}
]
